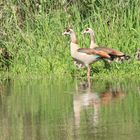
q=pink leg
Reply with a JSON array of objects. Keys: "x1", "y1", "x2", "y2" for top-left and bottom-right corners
[
  {"x1": 87, "y1": 65, "x2": 90, "y2": 78},
  {"x1": 87, "y1": 65, "x2": 91, "y2": 87}
]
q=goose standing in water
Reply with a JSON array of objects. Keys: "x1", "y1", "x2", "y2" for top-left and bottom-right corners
[
  {"x1": 80, "y1": 28, "x2": 130, "y2": 62},
  {"x1": 63, "y1": 28, "x2": 111, "y2": 80}
]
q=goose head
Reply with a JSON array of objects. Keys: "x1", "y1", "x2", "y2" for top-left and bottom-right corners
[
  {"x1": 63, "y1": 28, "x2": 75, "y2": 36},
  {"x1": 63, "y1": 28, "x2": 78, "y2": 44},
  {"x1": 82, "y1": 28, "x2": 95, "y2": 36}
]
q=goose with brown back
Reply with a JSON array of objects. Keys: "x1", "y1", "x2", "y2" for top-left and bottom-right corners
[
  {"x1": 63, "y1": 28, "x2": 110, "y2": 80},
  {"x1": 80, "y1": 28, "x2": 130, "y2": 62}
]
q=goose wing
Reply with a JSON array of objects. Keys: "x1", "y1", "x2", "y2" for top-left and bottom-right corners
[
  {"x1": 94, "y1": 46, "x2": 124, "y2": 56},
  {"x1": 78, "y1": 48, "x2": 110, "y2": 58}
]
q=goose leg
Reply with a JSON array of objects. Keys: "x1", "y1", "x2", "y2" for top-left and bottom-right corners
[{"x1": 87, "y1": 65, "x2": 91, "y2": 87}]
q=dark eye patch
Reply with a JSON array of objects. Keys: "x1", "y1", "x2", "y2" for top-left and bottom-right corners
[
  {"x1": 86, "y1": 28, "x2": 89, "y2": 31},
  {"x1": 66, "y1": 29, "x2": 70, "y2": 32}
]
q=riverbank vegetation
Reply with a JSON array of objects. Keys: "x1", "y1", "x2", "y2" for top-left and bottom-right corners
[{"x1": 0, "y1": 0, "x2": 140, "y2": 79}]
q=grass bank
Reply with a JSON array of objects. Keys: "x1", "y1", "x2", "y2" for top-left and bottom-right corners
[{"x1": 0, "y1": 0, "x2": 140, "y2": 79}]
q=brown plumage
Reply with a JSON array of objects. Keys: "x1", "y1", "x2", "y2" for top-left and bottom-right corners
[
  {"x1": 78, "y1": 48, "x2": 111, "y2": 59},
  {"x1": 78, "y1": 47, "x2": 125, "y2": 61},
  {"x1": 94, "y1": 47, "x2": 124, "y2": 56}
]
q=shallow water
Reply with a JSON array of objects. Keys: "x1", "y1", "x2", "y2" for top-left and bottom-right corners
[{"x1": 0, "y1": 78, "x2": 140, "y2": 140}]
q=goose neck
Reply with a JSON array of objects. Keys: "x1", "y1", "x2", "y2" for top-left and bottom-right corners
[
  {"x1": 90, "y1": 32, "x2": 96, "y2": 43},
  {"x1": 70, "y1": 32, "x2": 78, "y2": 44},
  {"x1": 90, "y1": 32, "x2": 97, "y2": 48}
]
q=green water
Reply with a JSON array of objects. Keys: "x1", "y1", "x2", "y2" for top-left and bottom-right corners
[{"x1": 0, "y1": 78, "x2": 140, "y2": 140}]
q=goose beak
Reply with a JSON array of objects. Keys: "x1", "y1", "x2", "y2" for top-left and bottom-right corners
[
  {"x1": 63, "y1": 31, "x2": 69, "y2": 35},
  {"x1": 62, "y1": 32, "x2": 66, "y2": 35},
  {"x1": 81, "y1": 31, "x2": 86, "y2": 35}
]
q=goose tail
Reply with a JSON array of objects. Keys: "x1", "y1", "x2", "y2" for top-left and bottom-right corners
[{"x1": 112, "y1": 54, "x2": 130, "y2": 62}]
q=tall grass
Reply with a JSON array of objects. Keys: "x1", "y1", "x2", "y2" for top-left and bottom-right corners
[{"x1": 0, "y1": 0, "x2": 140, "y2": 79}]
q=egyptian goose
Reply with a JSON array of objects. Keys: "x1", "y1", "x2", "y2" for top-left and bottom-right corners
[
  {"x1": 81, "y1": 28, "x2": 129, "y2": 62},
  {"x1": 63, "y1": 28, "x2": 110, "y2": 79}
]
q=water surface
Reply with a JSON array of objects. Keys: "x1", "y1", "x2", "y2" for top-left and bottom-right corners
[{"x1": 0, "y1": 78, "x2": 140, "y2": 140}]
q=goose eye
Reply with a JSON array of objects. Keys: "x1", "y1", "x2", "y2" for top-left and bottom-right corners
[
  {"x1": 86, "y1": 28, "x2": 89, "y2": 31},
  {"x1": 66, "y1": 29, "x2": 70, "y2": 32}
]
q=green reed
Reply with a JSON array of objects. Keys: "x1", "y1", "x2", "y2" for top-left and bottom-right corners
[{"x1": 1, "y1": 78, "x2": 140, "y2": 139}]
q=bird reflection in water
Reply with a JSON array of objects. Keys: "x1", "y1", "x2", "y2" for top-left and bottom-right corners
[{"x1": 73, "y1": 80, "x2": 125, "y2": 128}]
